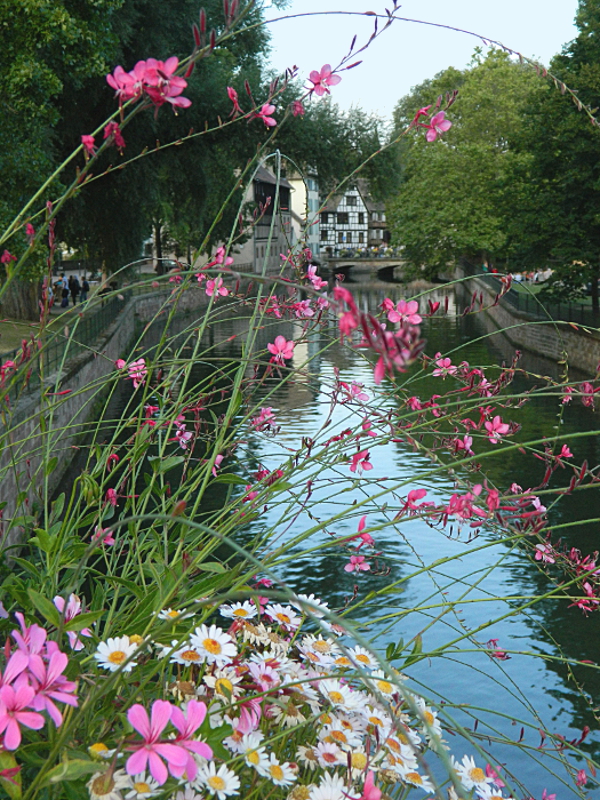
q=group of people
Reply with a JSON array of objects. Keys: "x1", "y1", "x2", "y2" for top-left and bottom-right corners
[{"x1": 55, "y1": 274, "x2": 90, "y2": 308}]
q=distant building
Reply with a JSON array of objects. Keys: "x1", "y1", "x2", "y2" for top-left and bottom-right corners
[
  {"x1": 319, "y1": 180, "x2": 390, "y2": 257},
  {"x1": 287, "y1": 170, "x2": 321, "y2": 259},
  {"x1": 232, "y1": 165, "x2": 292, "y2": 274}
]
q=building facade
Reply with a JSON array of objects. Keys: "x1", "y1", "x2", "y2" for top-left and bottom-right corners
[{"x1": 319, "y1": 181, "x2": 390, "y2": 257}]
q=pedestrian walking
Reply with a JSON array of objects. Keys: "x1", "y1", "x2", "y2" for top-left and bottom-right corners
[
  {"x1": 80, "y1": 275, "x2": 89, "y2": 303},
  {"x1": 69, "y1": 276, "x2": 81, "y2": 305}
]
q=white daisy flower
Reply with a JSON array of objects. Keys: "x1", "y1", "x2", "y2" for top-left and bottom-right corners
[
  {"x1": 88, "y1": 742, "x2": 117, "y2": 760},
  {"x1": 290, "y1": 593, "x2": 330, "y2": 619},
  {"x1": 257, "y1": 753, "x2": 297, "y2": 787},
  {"x1": 315, "y1": 741, "x2": 344, "y2": 769},
  {"x1": 172, "y1": 787, "x2": 204, "y2": 800},
  {"x1": 348, "y1": 645, "x2": 378, "y2": 671},
  {"x1": 399, "y1": 769, "x2": 435, "y2": 793},
  {"x1": 318, "y1": 678, "x2": 362, "y2": 711},
  {"x1": 476, "y1": 787, "x2": 516, "y2": 800},
  {"x1": 296, "y1": 745, "x2": 320, "y2": 770},
  {"x1": 94, "y1": 636, "x2": 138, "y2": 672},
  {"x1": 170, "y1": 643, "x2": 204, "y2": 667},
  {"x1": 309, "y1": 772, "x2": 354, "y2": 800},
  {"x1": 366, "y1": 670, "x2": 397, "y2": 698},
  {"x1": 414, "y1": 697, "x2": 444, "y2": 742},
  {"x1": 320, "y1": 719, "x2": 362, "y2": 750},
  {"x1": 124, "y1": 774, "x2": 160, "y2": 799},
  {"x1": 264, "y1": 603, "x2": 302, "y2": 630},
  {"x1": 87, "y1": 770, "x2": 131, "y2": 800},
  {"x1": 220, "y1": 601, "x2": 257, "y2": 620},
  {"x1": 361, "y1": 704, "x2": 393, "y2": 738},
  {"x1": 197, "y1": 762, "x2": 240, "y2": 799},
  {"x1": 331, "y1": 653, "x2": 353, "y2": 669},
  {"x1": 158, "y1": 607, "x2": 188, "y2": 621},
  {"x1": 238, "y1": 733, "x2": 269, "y2": 771},
  {"x1": 269, "y1": 698, "x2": 308, "y2": 728},
  {"x1": 203, "y1": 667, "x2": 243, "y2": 699},
  {"x1": 452, "y1": 755, "x2": 494, "y2": 791},
  {"x1": 189, "y1": 624, "x2": 237, "y2": 666}
]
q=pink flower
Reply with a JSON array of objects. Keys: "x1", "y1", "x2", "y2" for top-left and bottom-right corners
[
  {"x1": 1, "y1": 250, "x2": 16, "y2": 266},
  {"x1": 106, "y1": 62, "x2": 146, "y2": 102},
  {"x1": 255, "y1": 103, "x2": 277, "y2": 127},
  {"x1": 81, "y1": 134, "x2": 96, "y2": 156},
  {"x1": 251, "y1": 407, "x2": 277, "y2": 432},
  {"x1": 27, "y1": 649, "x2": 78, "y2": 726},
  {"x1": 227, "y1": 86, "x2": 242, "y2": 117},
  {"x1": 576, "y1": 769, "x2": 588, "y2": 787},
  {"x1": 126, "y1": 700, "x2": 188, "y2": 785},
  {"x1": 175, "y1": 426, "x2": 193, "y2": 450},
  {"x1": 142, "y1": 57, "x2": 192, "y2": 109},
  {"x1": 25, "y1": 223, "x2": 35, "y2": 245},
  {"x1": 349, "y1": 450, "x2": 373, "y2": 474},
  {"x1": 211, "y1": 454, "x2": 224, "y2": 477},
  {"x1": 361, "y1": 771, "x2": 382, "y2": 800},
  {"x1": 106, "y1": 488, "x2": 118, "y2": 507},
  {"x1": 307, "y1": 265, "x2": 327, "y2": 290},
  {"x1": 308, "y1": 64, "x2": 342, "y2": 96},
  {"x1": 350, "y1": 515, "x2": 375, "y2": 549},
  {"x1": 169, "y1": 700, "x2": 212, "y2": 781},
  {"x1": 127, "y1": 358, "x2": 147, "y2": 389},
  {"x1": 386, "y1": 299, "x2": 422, "y2": 326},
  {"x1": 92, "y1": 527, "x2": 116, "y2": 547},
  {"x1": 432, "y1": 353, "x2": 457, "y2": 377},
  {"x1": 484, "y1": 415, "x2": 510, "y2": 444},
  {"x1": 53, "y1": 594, "x2": 93, "y2": 649},
  {"x1": 205, "y1": 276, "x2": 229, "y2": 298},
  {"x1": 0, "y1": 684, "x2": 45, "y2": 749},
  {"x1": 267, "y1": 335, "x2": 294, "y2": 364},
  {"x1": 424, "y1": 110, "x2": 452, "y2": 142},
  {"x1": 291, "y1": 100, "x2": 305, "y2": 116},
  {"x1": 535, "y1": 544, "x2": 555, "y2": 564},
  {"x1": 344, "y1": 555, "x2": 371, "y2": 573},
  {"x1": 104, "y1": 121, "x2": 125, "y2": 150}
]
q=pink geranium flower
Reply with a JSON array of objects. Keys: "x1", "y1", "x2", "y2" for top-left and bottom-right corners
[
  {"x1": 308, "y1": 64, "x2": 342, "y2": 96},
  {"x1": 169, "y1": 700, "x2": 213, "y2": 781},
  {"x1": 126, "y1": 700, "x2": 188, "y2": 785},
  {"x1": 424, "y1": 111, "x2": 452, "y2": 142},
  {"x1": 205, "y1": 276, "x2": 229, "y2": 298},
  {"x1": 27, "y1": 649, "x2": 78, "y2": 726},
  {"x1": 344, "y1": 555, "x2": 371, "y2": 573},
  {"x1": 142, "y1": 57, "x2": 192, "y2": 109},
  {"x1": 127, "y1": 358, "x2": 147, "y2": 389},
  {"x1": 255, "y1": 103, "x2": 277, "y2": 127},
  {"x1": 53, "y1": 594, "x2": 93, "y2": 650},
  {"x1": 484, "y1": 415, "x2": 510, "y2": 444},
  {"x1": 0, "y1": 684, "x2": 45, "y2": 749},
  {"x1": 349, "y1": 450, "x2": 373, "y2": 474},
  {"x1": 267, "y1": 335, "x2": 294, "y2": 365}
]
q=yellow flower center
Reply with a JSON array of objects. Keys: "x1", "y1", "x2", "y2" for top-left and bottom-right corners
[
  {"x1": 340, "y1": 719, "x2": 353, "y2": 730},
  {"x1": 322, "y1": 751, "x2": 337, "y2": 764},
  {"x1": 275, "y1": 612, "x2": 291, "y2": 624},
  {"x1": 351, "y1": 752, "x2": 368, "y2": 769},
  {"x1": 375, "y1": 679, "x2": 392, "y2": 694},
  {"x1": 306, "y1": 651, "x2": 320, "y2": 662},
  {"x1": 233, "y1": 608, "x2": 249, "y2": 616},
  {"x1": 247, "y1": 750, "x2": 260, "y2": 765},
  {"x1": 203, "y1": 638, "x2": 222, "y2": 654},
  {"x1": 331, "y1": 730, "x2": 348, "y2": 743},
  {"x1": 313, "y1": 640, "x2": 330, "y2": 653},
  {"x1": 369, "y1": 715, "x2": 383, "y2": 727},
  {"x1": 166, "y1": 610, "x2": 180, "y2": 618},
  {"x1": 328, "y1": 690, "x2": 344, "y2": 704},
  {"x1": 335, "y1": 656, "x2": 351, "y2": 666},
  {"x1": 208, "y1": 776, "x2": 226, "y2": 791},
  {"x1": 423, "y1": 710, "x2": 435, "y2": 725},
  {"x1": 215, "y1": 678, "x2": 233, "y2": 696},
  {"x1": 356, "y1": 653, "x2": 371, "y2": 664},
  {"x1": 386, "y1": 737, "x2": 400, "y2": 753},
  {"x1": 107, "y1": 650, "x2": 126, "y2": 664},
  {"x1": 181, "y1": 649, "x2": 201, "y2": 662},
  {"x1": 133, "y1": 781, "x2": 151, "y2": 792},
  {"x1": 89, "y1": 742, "x2": 109, "y2": 758},
  {"x1": 406, "y1": 772, "x2": 423, "y2": 785},
  {"x1": 469, "y1": 768, "x2": 486, "y2": 783},
  {"x1": 320, "y1": 713, "x2": 333, "y2": 725},
  {"x1": 270, "y1": 764, "x2": 284, "y2": 781},
  {"x1": 129, "y1": 634, "x2": 143, "y2": 645}
]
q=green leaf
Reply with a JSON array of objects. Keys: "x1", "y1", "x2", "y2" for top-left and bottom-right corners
[
  {"x1": 196, "y1": 561, "x2": 225, "y2": 574},
  {"x1": 0, "y1": 751, "x2": 21, "y2": 799},
  {"x1": 44, "y1": 456, "x2": 58, "y2": 476},
  {"x1": 212, "y1": 474, "x2": 246, "y2": 485},
  {"x1": 63, "y1": 609, "x2": 104, "y2": 632},
  {"x1": 403, "y1": 634, "x2": 423, "y2": 668},
  {"x1": 30, "y1": 528, "x2": 54, "y2": 554},
  {"x1": 27, "y1": 589, "x2": 61, "y2": 627},
  {"x1": 149, "y1": 455, "x2": 184, "y2": 474},
  {"x1": 44, "y1": 758, "x2": 99, "y2": 784},
  {"x1": 9, "y1": 557, "x2": 41, "y2": 580}
]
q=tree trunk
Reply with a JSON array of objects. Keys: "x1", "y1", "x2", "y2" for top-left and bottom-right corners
[
  {"x1": 154, "y1": 222, "x2": 163, "y2": 274},
  {"x1": 0, "y1": 280, "x2": 39, "y2": 321},
  {"x1": 592, "y1": 265, "x2": 599, "y2": 314}
]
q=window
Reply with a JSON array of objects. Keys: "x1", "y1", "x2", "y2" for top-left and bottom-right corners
[
  {"x1": 372, "y1": 212, "x2": 378, "y2": 221},
  {"x1": 346, "y1": 195, "x2": 357, "y2": 206},
  {"x1": 359, "y1": 232, "x2": 364, "y2": 243},
  {"x1": 381, "y1": 212, "x2": 386, "y2": 222},
  {"x1": 320, "y1": 229, "x2": 328, "y2": 241},
  {"x1": 337, "y1": 212, "x2": 349, "y2": 225},
  {"x1": 338, "y1": 232, "x2": 344, "y2": 243},
  {"x1": 358, "y1": 212, "x2": 364, "y2": 225},
  {"x1": 347, "y1": 232, "x2": 352, "y2": 243},
  {"x1": 321, "y1": 212, "x2": 329, "y2": 224}
]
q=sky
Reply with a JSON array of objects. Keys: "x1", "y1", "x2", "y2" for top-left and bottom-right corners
[{"x1": 266, "y1": 0, "x2": 580, "y2": 120}]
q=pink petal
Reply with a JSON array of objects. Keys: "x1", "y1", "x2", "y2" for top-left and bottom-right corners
[
  {"x1": 149, "y1": 700, "x2": 173, "y2": 737},
  {"x1": 3, "y1": 719, "x2": 22, "y2": 750},
  {"x1": 127, "y1": 704, "x2": 151, "y2": 738},
  {"x1": 126, "y1": 749, "x2": 149, "y2": 776},
  {"x1": 147, "y1": 750, "x2": 169, "y2": 785}
]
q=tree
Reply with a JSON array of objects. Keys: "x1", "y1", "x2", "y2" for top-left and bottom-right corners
[
  {"x1": 507, "y1": 0, "x2": 600, "y2": 311},
  {"x1": 387, "y1": 51, "x2": 540, "y2": 279}
]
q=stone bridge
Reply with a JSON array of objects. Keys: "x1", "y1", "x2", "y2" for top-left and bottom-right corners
[{"x1": 324, "y1": 257, "x2": 406, "y2": 281}]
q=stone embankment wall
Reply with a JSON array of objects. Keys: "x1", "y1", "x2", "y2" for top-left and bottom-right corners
[
  {"x1": 458, "y1": 271, "x2": 600, "y2": 376},
  {"x1": 0, "y1": 288, "x2": 210, "y2": 547}
]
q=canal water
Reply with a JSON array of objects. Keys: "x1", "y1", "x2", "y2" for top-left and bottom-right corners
[
  {"x1": 226, "y1": 282, "x2": 600, "y2": 798},
  {"x1": 67, "y1": 279, "x2": 600, "y2": 796}
]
